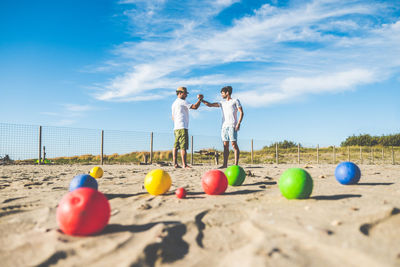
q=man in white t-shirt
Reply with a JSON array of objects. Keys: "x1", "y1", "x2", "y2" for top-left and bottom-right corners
[
  {"x1": 201, "y1": 86, "x2": 244, "y2": 168},
  {"x1": 172, "y1": 86, "x2": 202, "y2": 168}
]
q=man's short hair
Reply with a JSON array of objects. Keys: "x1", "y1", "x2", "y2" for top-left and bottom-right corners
[
  {"x1": 221, "y1": 86, "x2": 232, "y2": 95},
  {"x1": 176, "y1": 86, "x2": 189, "y2": 95}
]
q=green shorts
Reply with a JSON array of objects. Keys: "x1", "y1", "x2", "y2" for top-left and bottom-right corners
[{"x1": 174, "y1": 129, "x2": 189, "y2": 150}]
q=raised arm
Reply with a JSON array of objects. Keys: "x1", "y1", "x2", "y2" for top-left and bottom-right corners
[{"x1": 190, "y1": 97, "x2": 202, "y2": 110}]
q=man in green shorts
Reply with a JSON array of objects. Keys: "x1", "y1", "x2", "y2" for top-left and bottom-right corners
[{"x1": 172, "y1": 87, "x2": 202, "y2": 168}]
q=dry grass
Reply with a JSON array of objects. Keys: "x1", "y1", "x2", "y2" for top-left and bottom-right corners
[{"x1": 14, "y1": 146, "x2": 399, "y2": 165}]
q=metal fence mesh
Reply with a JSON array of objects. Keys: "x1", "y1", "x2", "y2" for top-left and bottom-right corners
[
  {"x1": 0, "y1": 122, "x2": 398, "y2": 165},
  {"x1": 42, "y1": 126, "x2": 101, "y2": 159},
  {"x1": 0, "y1": 123, "x2": 38, "y2": 160}
]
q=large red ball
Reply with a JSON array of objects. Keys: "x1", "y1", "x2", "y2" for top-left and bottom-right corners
[
  {"x1": 56, "y1": 187, "x2": 111, "y2": 236},
  {"x1": 201, "y1": 170, "x2": 228, "y2": 195}
]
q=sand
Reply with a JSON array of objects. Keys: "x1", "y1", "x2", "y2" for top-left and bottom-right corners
[{"x1": 1, "y1": 163, "x2": 400, "y2": 267}]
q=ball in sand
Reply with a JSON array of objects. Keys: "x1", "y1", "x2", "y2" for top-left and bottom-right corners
[
  {"x1": 201, "y1": 170, "x2": 228, "y2": 195},
  {"x1": 69, "y1": 174, "x2": 98, "y2": 192},
  {"x1": 90, "y1": 166, "x2": 104, "y2": 179},
  {"x1": 225, "y1": 165, "x2": 246, "y2": 186},
  {"x1": 335, "y1": 161, "x2": 361, "y2": 185},
  {"x1": 175, "y1": 187, "x2": 187, "y2": 199},
  {"x1": 279, "y1": 168, "x2": 313, "y2": 199},
  {"x1": 144, "y1": 169, "x2": 172, "y2": 195},
  {"x1": 57, "y1": 188, "x2": 110, "y2": 236}
]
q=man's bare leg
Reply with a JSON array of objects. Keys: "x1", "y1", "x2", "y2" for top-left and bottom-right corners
[
  {"x1": 181, "y1": 149, "x2": 191, "y2": 168},
  {"x1": 173, "y1": 148, "x2": 181, "y2": 168},
  {"x1": 219, "y1": 141, "x2": 229, "y2": 168},
  {"x1": 232, "y1": 141, "x2": 240, "y2": 165}
]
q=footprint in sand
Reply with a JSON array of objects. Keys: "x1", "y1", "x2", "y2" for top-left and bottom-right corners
[{"x1": 359, "y1": 207, "x2": 400, "y2": 236}]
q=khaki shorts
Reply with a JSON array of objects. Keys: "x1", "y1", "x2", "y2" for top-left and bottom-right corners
[{"x1": 174, "y1": 129, "x2": 189, "y2": 150}]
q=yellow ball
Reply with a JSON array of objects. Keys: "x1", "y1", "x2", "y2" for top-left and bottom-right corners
[
  {"x1": 144, "y1": 169, "x2": 172, "y2": 196},
  {"x1": 90, "y1": 166, "x2": 104, "y2": 179}
]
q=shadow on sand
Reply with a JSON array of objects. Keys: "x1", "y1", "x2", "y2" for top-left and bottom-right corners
[
  {"x1": 104, "y1": 221, "x2": 189, "y2": 266},
  {"x1": 243, "y1": 181, "x2": 277, "y2": 186},
  {"x1": 311, "y1": 194, "x2": 362, "y2": 200},
  {"x1": 357, "y1": 182, "x2": 394, "y2": 186},
  {"x1": 224, "y1": 189, "x2": 263, "y2": 195},
  {"x1": 105, "y1": 192, "x2": 147, "y2": 200}
]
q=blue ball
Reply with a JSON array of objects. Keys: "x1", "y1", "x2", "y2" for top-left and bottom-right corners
[
  {"x1": 69, "y1": 174, "x2": 98, "y2": 191},
  {"x1": 334, "y1": 162, "x2": 361, "y2": 185}
]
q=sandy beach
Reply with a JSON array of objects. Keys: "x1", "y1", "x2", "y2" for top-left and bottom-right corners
[{"x1": 1, "y1": 163, "x2": 400, "y2": 267}]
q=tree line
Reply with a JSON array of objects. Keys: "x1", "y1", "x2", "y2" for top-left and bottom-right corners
[
  {"x1": 261, "y1": 134, "x2": 400, "y2": 149},
  {"x1": 340, "y1": 134, "x2": 400, "y2": 147}
]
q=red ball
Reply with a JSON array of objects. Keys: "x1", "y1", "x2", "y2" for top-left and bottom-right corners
[
  {"x1": 201, "y1": 170, "x2": 228, "y2": 195},
  {"x1": 175, "y1": 187, "x2": 187, "y2": 199},
  {"x1": 56, "y1": 188, "x2": 111, "y2": 236}
]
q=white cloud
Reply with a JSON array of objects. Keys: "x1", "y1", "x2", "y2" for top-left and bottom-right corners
[
  {"x1": 56, "y1": 119, "x2": 76, "y2": 126},
  {"x1": 93, "y1": 0, "x2": 400, "y2": 106},
  {"x1": 63, "y1": 104, "x2": 94, "y2": 112},
  {"x1": 236, "y1": 69, "x2": 376, "y2": 107},
  {"x1": 281, "y1": 69, "x2": 375, "y2": 94},
  {"x1": 41, "y1": 104, "x2": 96, "y2": 126}
]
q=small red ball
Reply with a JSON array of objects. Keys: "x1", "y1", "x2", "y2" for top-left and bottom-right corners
[
  {"x1": 175, "y1": 187, "x2": 187, "y2": 199},
  {"x1": 201, "y1": 170, "x2": 228, "y2": 195},
  {"x1": 56, "y1": 188, "x2": 110, "y2": 236}
]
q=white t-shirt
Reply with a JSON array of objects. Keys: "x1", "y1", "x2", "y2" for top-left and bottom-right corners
[
  {"x1": 219, "y1": 98, "x2": 242, "y2": 127},
  {"x1": 172, "y1": 98, "x2": 192, "y2": 130}
]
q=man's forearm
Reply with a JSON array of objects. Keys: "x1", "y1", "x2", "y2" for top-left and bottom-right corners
[
  {"x1": 201, "y1": 99, "x2": 218, "y2": 107},
  {"x1": 192, "y1": 99, "x2": 201, "y2": 109},
  {"x1": 238, "y1": 110, "x2": 244, "y2": 124}
]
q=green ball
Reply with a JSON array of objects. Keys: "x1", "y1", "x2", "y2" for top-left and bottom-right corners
[
  {"x1": 279, "y1": 168, "x2": 313, "y2": 199},
  {"x1": 225, "y1": 165, "x2": 246, "y2": 186}
]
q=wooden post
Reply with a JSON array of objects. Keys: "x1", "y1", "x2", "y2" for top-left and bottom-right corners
[
  {"x1": 360, "y1": 146, "x2": 362, "y2": 164},
  {"x1": 371, "y1": 147, "x2": 374, "y2": 164},
  {"x1": 333, "y1": 146, "x2": 336, "y2": 164},
  {"x1": 347, "y1": 146, "x2": 350, "y2": 161},
  {"x1": 191, "y1": 135, "x2": 194, "y2": 165},
  {"x1": 297, "y1": 143, "x2": 300, "y2": 164},
  {"x1": 101, "y1": 130, "x2": 104, "y2": 165},
  {"x1": 38, "y1": 126, "x2": 42, "y2": 165},
  {"x1": 392, "y1": 146, "x2": 395, "y2": 165},
  {"x1": 150, "y1": 132, "x2": 153, "y2": 164},
  {"x1": 316, "y1": 144, "x2": 319, "y2": 164},
  {"x1": 382, "y1": 147, "x2": 384, "y2": 163},
  {"x1": 251, "y1": 139, "x2": 254, "y2": 164},
  {"x1": 275, "y1": 143, "x2": 279, "y2": 164}
]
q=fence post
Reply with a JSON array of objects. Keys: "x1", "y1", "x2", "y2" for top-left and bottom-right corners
[
  {"x1": 38, "y1": 126, "x2": 42, "y2": 165},
  {"x1": 316, "y1": 144, "x2": 319, "y2": 164},
  {"x1": 347, "y1": 146, "x2": 350, "y2": 161},
  {"x1": 101, "y1": 130, "x2": 104, "y2": 165},
  {"x1": 333, "y1": 146, "x2": 336, "y2": 164},
  {"x1": 191, "y1": 135, "x2": 194, "y2": 165},
  {"x1": 297, "y1": 143, "x2": 300, "y2": 164},
  {"x1": 360, "y1": 146, "x2": 362, "y2": 164},
  {"x1": 371, "y1": 147, "x2": 374, "y2": 164},
  {"x1": 251, "y1": 139, "x2": 254, "y2": 164},
  {"x1": 150, "y1": 132, "x2": 153, "y2": 164},
  {"x1": 275, "y1": 143, "x2": 279, "y2": 164},
  {"x1": 392, "y1": 146, "x2": 395, "y2": 165},
  {"x1": 382, "y1": 147, "x2": 384, "y2": 163}
]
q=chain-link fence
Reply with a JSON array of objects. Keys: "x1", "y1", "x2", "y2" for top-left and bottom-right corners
[{"x1": 0, "y1": 122, "x2": 398, "y2": 165}]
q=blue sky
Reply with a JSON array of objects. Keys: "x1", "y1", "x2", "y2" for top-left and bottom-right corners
[{"x1": 1, "y1": 0, "x2": 399, "y2": 147}]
